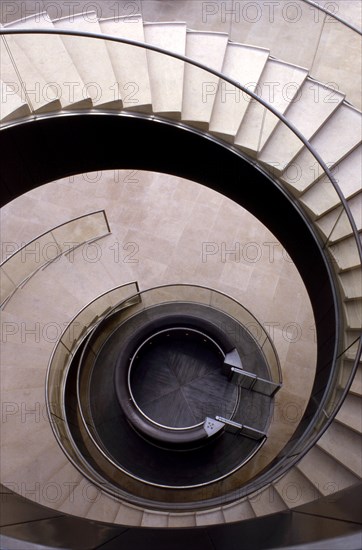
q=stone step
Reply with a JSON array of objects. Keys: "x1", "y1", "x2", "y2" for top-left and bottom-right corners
[
  {"x1": 350, "y1": 364, "x2": 362, "y2": 397},
  {"x1": 4, "y1": 13, "x2": 91, "y2": 109},
  {"x1": 343, "y1": 298, "x2": 362, "y2": 331},
  {"x1": 181, "y1": 30, "x2": 229, "y2": 129},
  {"x1": 317, "y1": 420, "x2": 362, "y2": 477},
  {"x1": 282, "y1": 145, "x2": 361, "y2": 230},
  {"x1": 221, "y1": 499, "x2": 255, "y2": 523},
  {"x1": 299, "y1": 180, "x2": 341, "y2": 221},
  {"x1": 273, "y1": 467, "x2": 321, "y2": 509},
  {"x1": 1, "y1": 435, "x2": 67, "y2": 509},
  {"x1": 329, "y1": 235, "x2": 361, "y2": 272},
  {"x1": 1, "y1": 31, "x2": 61, "y2": 113},
  {"x1": 235, "y1": 58, "x2": 308, "y2": 154},
  {"x1": 53, "y1": 13, "x2": 120, "y2": 108},
  {"x1": 336, "y1": 146, "x2": 362, "y2": 200},
  {"x1": 280, "y1": 104, "x2": 361, "y2": 193},
  {"x1": 300, "y1": 184, "x2": 362, "y2": 225},
  {"x1": 338, "y1": 358, "x2": 362, "y2": 398},
  {"x1": 314, "y1": 193, "x2": 361, "y2": 243},
  {"x1": 45, "y1": 461, "x2": 83, "y2": 510},
  {"x1": 296, "y1": 444, "x2": 360, "y2": 496},
  {"x1": 144, "y1": 22, "x2": 186, "y2": 118},
  {"x1": 0, "y1": 381, "x2": 74, "y2": 510},
  {"x1": 195, "y1": 509, "x2": 225, "y2": 526},
  {"x1": 55, "y1": 477, "x2": 96, "y2": 518},
  {"x1": 0, "y1": 387, "x2": 50, "y2": 450},
  {"x1": 168, "y1": 512, "x2": 197, "y2": 527},
  {"x1": 335, "y1": 393, "x2": 362, "y2": 434},
  {"x1": 208, "y1": 42, "x2": 269, "y2": 139},
  {"x1": 308, "y1": 13, "x2": 361, "y2": 110},
  {"x1": 0, "y1": 78, "x2": 31, "y2": 122},
  {"x1": 248, "y1": 484, "x2": 287, "y2": 517},
  {"x1": 339, "y1": 268, "x2": 362, "y2": 301},
  {"x1": 344, "y1": 333, "x2": 361, "y2": 362},
  {"x1": 141, "y1": 510, "x2": 169, "y2": 527},
  {"x1": 258, "y1": 78, "x2": 345, "y2": 174},
  {"x1": 85, "y1": 494, "x2": 127, "y2": 524},
  {"x1": 114, "y1": 501, "x2": 144, "y2": 526},
  {"x1": 100, "y1": 14, "x2": 152, "y2": 112}
]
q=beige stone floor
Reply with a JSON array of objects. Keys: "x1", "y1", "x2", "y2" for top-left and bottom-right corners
[{"x1": 1, "y1": 170, "x2": 317, "y2": 470}]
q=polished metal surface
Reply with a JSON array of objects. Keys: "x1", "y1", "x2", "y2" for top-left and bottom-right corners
[{"x1": 129, "y1": 327, "x2": 232, "y2": 430}]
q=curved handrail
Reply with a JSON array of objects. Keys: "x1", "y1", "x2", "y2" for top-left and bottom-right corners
[
  {"x1": 0, "y1": 27, "x2": 360, "y2": 265},
  {"x1": 48, "y1": 283, "x2": 278, "y2": 494},
  {"x1": 301, "y1": 0, "x2": 362, "y2": 34},
  {"x1": 0, "y1": 209, "x2": 110, "y2": 308},
  {"x1": 46, "y1": 280, "x2": 140, "y2": 398},
  {"x1": 1, "y1": 27, "x2": 361, "y2": 505},
  {"x1": 0, "y1": 209, "x2": 110, "y2": 265}
]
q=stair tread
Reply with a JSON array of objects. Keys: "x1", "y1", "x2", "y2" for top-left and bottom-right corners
[
  {"x1": 141, "y1": 510, "x2": 169, "y2": 527},
  {"x1": 350, "y1": 364, "x2": 362, "y2": 396},
  {"x1": 55, "y1": 477, "x2": 95, "y2": 518},
  {"x1": 53, "y1": 13, "x2": 120, "y2": 107},
  {"x1": 258, "y1": 78, "x2": 345, "y2": 172},
  {"x1": 144, "y1": 22, "x2": 186, "y2": 116},
  {"x1": 315, "y1": 193, "x2": 362, "y2": 243},
  {"x1": 100, "y1": 14, "x2": 152, "y2": 111},
  {"x1": 297, "y1": 444, "x2": 360, "y2": 495},
  {"x1": 339, "y1": 268, "x2": 362, "y2": 301},
  {"x1": 235, "y1": 58, "x2": 308, "y2": 152},
  {"x1": 317, "y1": 420, "x2": 362, "y2": 476},
  {"x1": 343, "y1": 298, "x2": 362, "y2": 330},
  {"x1": 336, "y1": 393, "x2": 362, "y2": 433},
  {"x1": 281, "y1": 104, "x2": 362, "y2": 192},
  {"x1": 1, "y1": 32, "x2": 61, "y2": 113},
  {"x1": 181, "y1": 30, "x2": 229, "y2": 127},
  {"x1": 273, "y1": 467, "x2": 321, "y2": 508},
  {"x1": 329, "y1": 235, "x2": 361, "y2": 272},
  {"x1": 5, "y1": 13, "x2": 91, "y2": 109},
  {"x1": 283, "y1": 144, "x2": 362, "y2": 199},
  {"x1": 46, "y1": 461, "x2": 84, "y2": 510},
  {"x1": 209, "y1": 43, "x2": 269, "y2": 137},
  {"x1": 300, "y1": 178, "x2": 341, "y2": 219},
  {"x1": 168, "y1": 512, "x2": 196, "y2": 527},
  {"x1": 0, "y1": 78, "x2": 31, "y2": 122},
  {"x1": 114, "y1": 501, "x2": 144, "y2": 526},
  {"x1": 222, "y1": 499, "x2": 256, "y2": 523},
  {"x1": 248, "y1": 485, "x2": 287, "y2": 517},
  {"x1": 85, "y1": 494, "x2": 123, "y2": 523},
  {"x1": 195, "y1": 508, "x2": 225, "y2": 526}
]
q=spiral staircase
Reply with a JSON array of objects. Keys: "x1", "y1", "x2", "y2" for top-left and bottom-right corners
[{"x1": 0, "y1": 1, "x2": 361, "y2": 548}]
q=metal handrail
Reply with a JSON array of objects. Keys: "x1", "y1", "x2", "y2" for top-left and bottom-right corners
[
  {"x1": 46, "y1": 281, "x2": 140, "y2": 417},
  {"x1": 0, "y1": 210, "x2": 110, "y2": 308},
  {"x1": 0, "y1": 209, "x2": 110, "y2": 265},
  {"x1": 1, "y1": 27, "x2": 361, "y2": 505},
  {"x1": 0, "y1": 28, "x2": 360, "y2": 264},
  {"x1": 48, "y1": 283, "x2": 278, "y2": 493},
  {"x1": 301, "y1": 0, "x2": 362, "y2": 34}
]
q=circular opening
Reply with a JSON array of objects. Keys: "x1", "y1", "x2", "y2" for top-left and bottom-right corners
[{"x1": 128, "y1": 328, "x2": 238, "y2": 430}]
